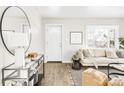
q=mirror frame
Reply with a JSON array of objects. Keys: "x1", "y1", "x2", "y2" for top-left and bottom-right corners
[{"x1": 0, "y1": 6, "x2": 31, "y2": 55}]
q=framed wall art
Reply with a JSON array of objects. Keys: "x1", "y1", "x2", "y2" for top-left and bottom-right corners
[{"x1": 70, "y1": 32, "x2": 83, "y2": 45}]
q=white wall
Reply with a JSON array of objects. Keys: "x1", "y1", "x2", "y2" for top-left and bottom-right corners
[
  {"x1": 0, "y1": 6, "x2": 43, "y2": 85},
  {"x1": 42, "y1": 18, "x2": 124, "y2": 63},
  {"x1": 1, "y1": 6, "x2": 124, "y2": 85}
]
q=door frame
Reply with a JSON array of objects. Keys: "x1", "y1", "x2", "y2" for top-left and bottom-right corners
[{"x1": 45, "y1": 24, "x2": 63, "y2": 63}]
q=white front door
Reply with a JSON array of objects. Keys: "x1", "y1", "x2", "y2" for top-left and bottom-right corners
[{"x1": 46, "y1": 24, "x2": 62, "y2": 61}]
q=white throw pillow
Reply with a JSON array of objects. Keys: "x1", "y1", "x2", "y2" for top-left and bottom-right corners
[
  {"x1": 88, "y1": 49, "x2": 95, "y2": 57},
  {"x1": 83, "y1": 49, "x2": 94, "y2": 58},
  {"x1": 106, "y1": 49, "x2": 118, "y2": 59}
]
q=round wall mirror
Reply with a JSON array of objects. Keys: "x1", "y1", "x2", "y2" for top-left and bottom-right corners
[{"x1": 0, "y1": 6, "x2": 31, "y2": 55}]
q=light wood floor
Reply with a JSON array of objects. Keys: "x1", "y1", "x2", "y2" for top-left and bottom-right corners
[
  {"x1": 40, "y1": 63, "x2": 111, "y2": 86},
  {"x1": 41, "y1": 63, "x2": 74, "y2": 86}
]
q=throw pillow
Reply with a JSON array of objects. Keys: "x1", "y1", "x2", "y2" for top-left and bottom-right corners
[
  {"x1": 83, "y1": 49, "x2": 94, "y2": 58},
  {"x1": 88, "y1": 49, "x2": 95, "y2": 57},
  {"x1": 106, "y1": 49, "x2": 118, "y2": 59},
  {"x1": 94, "y1": 49, "x2": 105, "y2": 57},
  {"x1": 116, "y1": 49, "x2": 124, "y2": 58}
]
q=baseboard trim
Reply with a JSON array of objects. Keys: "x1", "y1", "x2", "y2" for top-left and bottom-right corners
[
  {"x1": 47, "y1": 61, "x2": 62, "y2": 63},
  {"x1": 45, "y1": 61, "x2": 72, "y2": 63}
]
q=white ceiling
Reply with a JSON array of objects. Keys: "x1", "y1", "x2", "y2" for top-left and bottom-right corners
[{"x1": 36, "y1": 6, "x2": 124, "y2": 18}]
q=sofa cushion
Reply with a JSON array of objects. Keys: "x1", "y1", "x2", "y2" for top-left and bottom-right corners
[
  {"x1": 94, "y1": 49, "x2": 105, "y2": 57},
  {"x1": 83, "y1": 49, "x2": 94, "y2": 57},
  {"x1": 116, "y1": 49, "x2": 124, "y2": 58},
  {"x1": 118, "y1": 58, "x2": 124, "y2": 63},
  {"x1": 88, "y1": 49, "x2": 95, "y2": 57},
  {"x1": 106, "y1": 49, "x2": 118, "y2": 59},
  {"x1": 81, "y1": 57, "x2": 124, "y2": 67},
  {"x1": 82, "y1": 57, "x2": 119, "y2": 64}
]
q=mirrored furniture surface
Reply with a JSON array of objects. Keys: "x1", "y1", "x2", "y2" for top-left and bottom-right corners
[{"x1": 2, "y1": 55, "x2": 44, "y2": 86}]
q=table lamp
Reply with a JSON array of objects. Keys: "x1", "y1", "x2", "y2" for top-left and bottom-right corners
[{"x1": 11, "y1": 32, "x2": 29, "y2": 67}]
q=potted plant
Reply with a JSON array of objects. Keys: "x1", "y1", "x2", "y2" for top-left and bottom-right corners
[{"x1": 119, "y1": 37, "x2": 124, "y2": 49}]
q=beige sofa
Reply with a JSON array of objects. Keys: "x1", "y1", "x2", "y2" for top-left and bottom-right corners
[{"x1": 74, "y1": 48, "x2": 124, "y2": 68}]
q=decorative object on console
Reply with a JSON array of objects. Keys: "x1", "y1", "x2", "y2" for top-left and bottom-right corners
[
  {"x1": 26, "y1": 52, "x2": 38, "y2": 61},
  {"x1": 10, "y1": 32, "x2": 29, "y2": 67}
]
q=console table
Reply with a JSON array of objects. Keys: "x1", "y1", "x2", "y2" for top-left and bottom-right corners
[{"x1": 2, "y1": 55, "x2": 44, "y2": 86}]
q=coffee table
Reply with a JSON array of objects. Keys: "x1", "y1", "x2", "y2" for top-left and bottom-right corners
[{"x1": 108, "y1": 63, "x2": 124, "y2": 80}]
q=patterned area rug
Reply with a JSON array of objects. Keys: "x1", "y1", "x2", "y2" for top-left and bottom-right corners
[
  {"x1": 67, "y1": 65, "x2": 109, "y2": 86},
  {"x1": 66, "y1": 64, "x2": 83, "y2": 86}
]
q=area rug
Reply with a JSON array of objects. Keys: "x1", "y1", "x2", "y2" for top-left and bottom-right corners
[
  {"x1": 66, "y1": 64, "x2": 83, "y2": 86},
  {"x1": 67, "y1": 65, "x2": 109, "y2": 86}
]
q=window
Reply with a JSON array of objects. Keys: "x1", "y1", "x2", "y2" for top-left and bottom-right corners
[{"x1": 86, "y1": 25, "x2": 119, "y2": 48}]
